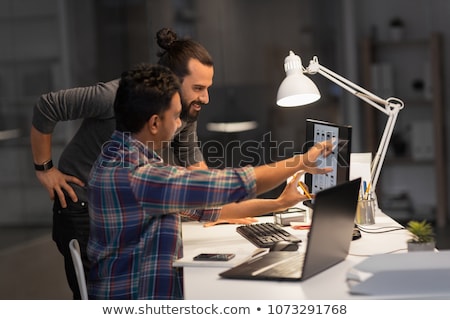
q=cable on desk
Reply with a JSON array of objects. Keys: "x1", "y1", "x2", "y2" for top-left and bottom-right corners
[
  {"x1": 348, "y1": 248, "x2": 407, "y2": 258},
  {"x1": 356, "y1": 224, "x2": 405, "y2": 234},
  {"x1": 349, "y1": 225, "x2": 408, "y2": 257}
]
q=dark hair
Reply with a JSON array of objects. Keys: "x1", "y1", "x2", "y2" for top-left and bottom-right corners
[
  {"x1": 156, "y1": 28, "x2": 214, "y2": 80},
  {"x1": 114, "y1": 63, "x2": 180, "y2": 133}
]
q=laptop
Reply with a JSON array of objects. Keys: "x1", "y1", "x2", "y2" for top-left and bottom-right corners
[{"x1": 219, "y1": 178, "x2": 361, "y2": 281}]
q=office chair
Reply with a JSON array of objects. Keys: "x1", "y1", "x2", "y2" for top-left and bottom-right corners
[{"x1": 69, "y1": 239, "x2": 88, "y2": 300}]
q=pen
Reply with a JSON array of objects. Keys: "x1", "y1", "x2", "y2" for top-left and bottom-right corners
[
  {"x1": 364, "y1": 182, "x2": 371, "y2": 200},
  {"x1": 298, "y1": 181, "x2": 313, "y2": 200}
]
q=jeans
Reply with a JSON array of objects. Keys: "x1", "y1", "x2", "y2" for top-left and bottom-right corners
[{"x1": 52, "y1": 196, "x2": 90, "y2": 300}]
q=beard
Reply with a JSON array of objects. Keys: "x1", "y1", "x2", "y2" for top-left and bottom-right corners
[{"x1": 181, "y1": 99, "x2": 202, "y2": 123}]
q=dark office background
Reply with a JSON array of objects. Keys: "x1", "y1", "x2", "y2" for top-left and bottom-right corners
[
  {"x1": 1, "y1": 0, "x2": 450, "y2": 299},
  {"x1": 1, "y1": 0, "x2": 450, "y2": 281}
]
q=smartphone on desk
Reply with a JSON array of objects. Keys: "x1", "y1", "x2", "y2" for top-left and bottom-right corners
[{"x1": 193, "y1": 253, "x2": 235, "y2": 261}]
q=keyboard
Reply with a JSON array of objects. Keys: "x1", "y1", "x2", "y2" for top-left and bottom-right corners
[{"x1": 236, "y1": 222, "x2": 302, "y2": 248}]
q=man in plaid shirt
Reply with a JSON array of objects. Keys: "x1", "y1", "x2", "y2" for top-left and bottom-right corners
[{"x1": 87, "y1": 63, "x2": 332, "y2": 299}]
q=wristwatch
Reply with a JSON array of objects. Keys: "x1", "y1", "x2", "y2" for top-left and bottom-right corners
[{"x1": 34, "y1": 159, "x2": 53, "y2": 172}]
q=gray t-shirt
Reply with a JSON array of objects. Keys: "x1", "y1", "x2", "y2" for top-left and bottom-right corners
[{"x1": 32, "y1": 79, "x2": 203, "y2": 202}]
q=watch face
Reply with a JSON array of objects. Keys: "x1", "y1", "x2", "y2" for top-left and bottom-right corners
[
  {"x1": 35, "y1": 160, "x2": 53, "y2": 171},
  {"x1": 43, "y1": 161, "x2": 53, "y2": 170}
]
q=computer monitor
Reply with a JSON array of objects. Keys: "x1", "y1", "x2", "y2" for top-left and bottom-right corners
[{"x1": 303, "y1": 118, "x2": 352, "y2": 195}]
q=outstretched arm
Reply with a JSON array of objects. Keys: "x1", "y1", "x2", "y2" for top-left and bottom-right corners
[
  {"x1": 253, "y1": 140, "x2": 333, "y2": 195},
  {"x1": 216, "y1": 172, "x2": 307, "y2": 221},
  {"x1": 188, "y1": 142, "x2": 329, "y2": 225}
]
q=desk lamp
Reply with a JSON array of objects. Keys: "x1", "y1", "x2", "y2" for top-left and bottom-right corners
[{"x1": 277, "y1": 51, "x2": 404, "y2": 197}]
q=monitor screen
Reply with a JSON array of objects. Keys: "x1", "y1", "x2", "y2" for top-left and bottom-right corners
[{"x1": 303, "y1": 119, "x2": 352, "y2": 195}]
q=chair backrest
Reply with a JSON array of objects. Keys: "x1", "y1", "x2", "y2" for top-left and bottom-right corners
[{"x1": 69, "y1": 239, "x2": 88, "y2": 300}]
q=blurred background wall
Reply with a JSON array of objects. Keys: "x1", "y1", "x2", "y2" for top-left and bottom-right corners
[{"x1": 0, "y1": 0, "x2": 449, "y2": 228}]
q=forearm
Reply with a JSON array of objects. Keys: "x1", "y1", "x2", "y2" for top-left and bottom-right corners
[
  {"x1": 253, "y1": 140, "x2": 333, "y2": 195},
  {"x1": 253, "y1": 155, "x2": 303, "y2": 195},
  {"x1": 219, "y1": 198, "x2": 287, "y2": 220},
  {"x1": 30, "y1": 125, "x2": 52, "y2": 164}
]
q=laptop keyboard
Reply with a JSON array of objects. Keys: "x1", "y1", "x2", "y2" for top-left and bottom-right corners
[{"x1": 236, "y1": 222, "x2": 302, "y2": 248}]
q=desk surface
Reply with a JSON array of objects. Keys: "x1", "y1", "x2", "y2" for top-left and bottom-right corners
[{"x1": 177, "y1": 210, "x2": 414, "y2": 299}]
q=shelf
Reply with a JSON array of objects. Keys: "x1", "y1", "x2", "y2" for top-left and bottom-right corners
[
  {"x1": 402, "y1": 99, "x2": 432, "y2": 106},
  {"x1": 361, "y1": 32, "x2": 448, "y2": 228},
  {"x1": 384, "y1": 157, "x2": 434, "y2": 165},
  {"x1": 373, "y1": 38, "x2": 429, "y2": 48}
]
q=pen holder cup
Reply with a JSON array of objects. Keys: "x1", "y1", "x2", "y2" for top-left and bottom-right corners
[{"x1": 355, "y1": 199, "x2": 375, "y2": 225}]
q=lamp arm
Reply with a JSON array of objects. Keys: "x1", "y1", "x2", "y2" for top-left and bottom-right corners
[
  {"x1": 305, "y1": 56, "x2": 404, "y2": 193},
  {"x1": 371, "y1": 111, "x2": 399, "y2": 191},
  {"x1": 306, "y1": 57, "x2": 392, "y2": 114}
]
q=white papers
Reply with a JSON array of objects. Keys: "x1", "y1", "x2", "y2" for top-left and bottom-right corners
[
  {"x1": 347, "y1": 251, "x2": 450, "y2": 298},
  {"x1": 350, "y1": 153, "x2": 372, "y2": 183}
]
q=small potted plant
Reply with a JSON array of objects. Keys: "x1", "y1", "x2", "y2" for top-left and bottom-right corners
[{"x1": 406, "y1": 220, "x2": 435, "y2": 252}]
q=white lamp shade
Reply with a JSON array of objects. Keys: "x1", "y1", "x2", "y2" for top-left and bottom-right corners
[
  {"x1": 276, "y1": 73, "x2": 321, "y2": 107},
  {"x1": 276, "y1": 50, "x2": 321, "y2": 107}
]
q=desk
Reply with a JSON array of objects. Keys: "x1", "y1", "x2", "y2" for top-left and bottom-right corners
[{"x1": 177, "y1": 209, "x2": 412, "y2": 299}]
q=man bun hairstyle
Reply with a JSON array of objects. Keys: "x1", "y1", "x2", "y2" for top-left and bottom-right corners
[
  {"x1": 156, "y1": 27, "x2": 213, "y2": 80},
  {"x1": 156, "y1": 28, "x2": 177, "y2": 50}
]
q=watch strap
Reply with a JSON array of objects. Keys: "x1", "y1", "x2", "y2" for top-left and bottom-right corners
[{"x1": 34, "y1": 159, "x2": 53, "y2": 171}]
